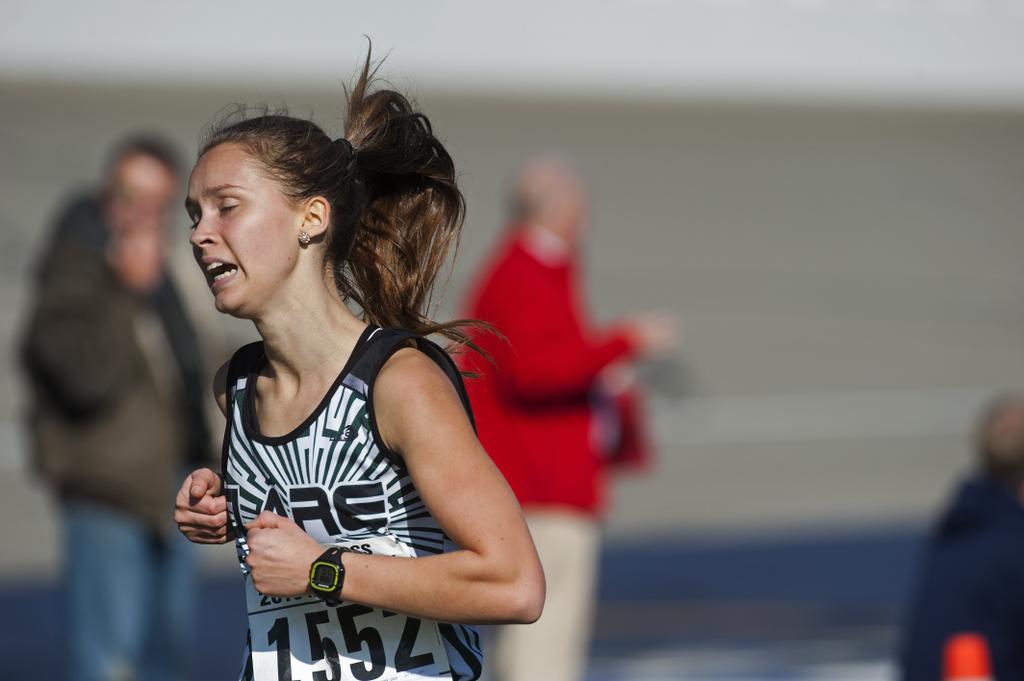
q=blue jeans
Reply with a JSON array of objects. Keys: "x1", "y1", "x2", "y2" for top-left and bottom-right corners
[{"x1": 64, "y1": 500, "x2": 196, "y2": 681}]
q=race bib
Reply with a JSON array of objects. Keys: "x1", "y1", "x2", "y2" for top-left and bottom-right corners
[{"x1": 246, "y1": 538, "x2": 451, "y2": 681}]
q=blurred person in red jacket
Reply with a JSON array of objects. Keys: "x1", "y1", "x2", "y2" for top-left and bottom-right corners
[{"x1": 460, "y1": 157, "x2": 679, "y2": 681}]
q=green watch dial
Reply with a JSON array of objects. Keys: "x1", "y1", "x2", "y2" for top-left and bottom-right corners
[{"x1": 310, "y1": 561, "x2": 341, "y2": 591}]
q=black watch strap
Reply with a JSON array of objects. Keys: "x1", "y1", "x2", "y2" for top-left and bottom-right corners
[{"x1": 309, "y1": 547, "x2": 346, "y2": 603}]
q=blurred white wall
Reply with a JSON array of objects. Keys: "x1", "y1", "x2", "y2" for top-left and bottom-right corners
[{"x1": 3, "y1": 0, "x2": 1024, "y2": 108}]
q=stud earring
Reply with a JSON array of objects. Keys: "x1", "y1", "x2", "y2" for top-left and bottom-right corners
[{"x1": 298, "y1": 231, "x2": 312, "y2": 246}]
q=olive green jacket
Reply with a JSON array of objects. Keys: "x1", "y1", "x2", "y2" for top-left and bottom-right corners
[{"x1": 22, "y1": 233, "x2": 188, "y2": 533}]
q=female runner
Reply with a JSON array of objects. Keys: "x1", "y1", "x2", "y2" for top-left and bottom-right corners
[{"x1": 173, "y1": 54, "x2": 545, "y2": 681}]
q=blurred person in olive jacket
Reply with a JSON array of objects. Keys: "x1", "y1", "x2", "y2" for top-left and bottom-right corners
[
  {"x1": 21, "y1": 136, "x2": 213, "y2": 681},
  {"x1": 460, "y1": 157, "x2": 678, "y2": 681},
  {"x1": 900, "y1": 395, "x2": 1024, "y2": 681}
]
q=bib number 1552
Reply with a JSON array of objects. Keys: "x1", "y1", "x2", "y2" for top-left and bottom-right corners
[{"x1": 254, "y1": 602, "x2": 443, "y2": 681}]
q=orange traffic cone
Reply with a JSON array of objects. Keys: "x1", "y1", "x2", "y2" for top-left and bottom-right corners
[{"x1": 944, "y1": 632, "x2": 994, "y2": 681}]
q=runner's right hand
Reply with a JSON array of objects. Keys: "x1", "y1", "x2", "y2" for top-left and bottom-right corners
[{"x1": 174, "y1": 467, "x2": 235, "y2": 544}]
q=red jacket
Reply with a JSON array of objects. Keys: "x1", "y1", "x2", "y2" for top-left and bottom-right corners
[{"x1": 460, "y1": 229, "x2": 652, "y2": 516}]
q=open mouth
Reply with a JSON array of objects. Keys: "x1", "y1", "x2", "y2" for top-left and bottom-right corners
[{"x1": 205, "y1": 261, "x2": 239, "y2": 287}]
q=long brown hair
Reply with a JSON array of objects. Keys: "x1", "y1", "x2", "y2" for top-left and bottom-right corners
[{"x1": 199, "y1": 46, "x2": 478, "y2": 348}]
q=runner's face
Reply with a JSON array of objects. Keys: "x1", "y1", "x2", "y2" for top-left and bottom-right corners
[{"x1": 186, "y1": 143, "x2": 305, "y2": 318}]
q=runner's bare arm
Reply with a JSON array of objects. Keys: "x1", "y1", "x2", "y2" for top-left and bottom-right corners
[
  {"x1": 174, "y1": 361, "x2": 233, "y2": 544},
  {"x1": 244, "y1": 348, "x2": 545, "y2": 625},
  {"x1": 212, "y1": 360, "x2": 229, "y2": 416}
]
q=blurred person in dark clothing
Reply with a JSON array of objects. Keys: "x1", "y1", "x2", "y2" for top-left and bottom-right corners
[
  {"x1": 21, "y1": 135, "x2": 212, "y2": 681},
  {"x1": 460, "y1": 157, "x2": 678, "y2": 681},
  {"x1": 900, "y1": 395, "x2": 1024, "y2": 681}
]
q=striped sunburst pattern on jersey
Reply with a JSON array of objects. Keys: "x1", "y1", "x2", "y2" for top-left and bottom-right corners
[{"x1": 221, "y1": 327, "x2": 483, "y2": 680}]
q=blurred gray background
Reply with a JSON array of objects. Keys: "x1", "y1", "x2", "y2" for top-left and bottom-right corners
[{"x1": 2, "y1": 1, "x2": 1023, "y2": 678}]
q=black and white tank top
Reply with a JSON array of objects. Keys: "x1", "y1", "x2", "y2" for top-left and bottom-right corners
[{"x1": 222, "y1": 326, "x2": 483, "y2": 681}]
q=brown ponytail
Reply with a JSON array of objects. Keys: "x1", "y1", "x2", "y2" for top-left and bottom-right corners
[
  {"x1": 198, "y1": 46, "x2": 482, "y2": 349},
  {"x1": 336, "y1": 55, "x2": 469, "y2": 341}
]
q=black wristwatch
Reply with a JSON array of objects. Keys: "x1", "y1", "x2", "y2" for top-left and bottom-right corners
[{"x1": 309, "y1": 547, "x2": 346, "y2": 604}]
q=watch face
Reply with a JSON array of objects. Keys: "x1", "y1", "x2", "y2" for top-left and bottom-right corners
[{"x1": 311, "y1": 562, "x2": 340, "y2": 591}]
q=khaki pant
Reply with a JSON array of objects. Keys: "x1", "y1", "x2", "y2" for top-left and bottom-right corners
[{"x1": 488, "y1": 511, "x2": 601, "y2": 681}]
